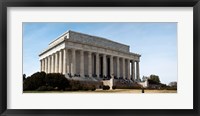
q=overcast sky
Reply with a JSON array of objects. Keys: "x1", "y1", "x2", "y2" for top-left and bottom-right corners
[{"x1": 23, "y1": 22, "x2": 177, "y2": 84}]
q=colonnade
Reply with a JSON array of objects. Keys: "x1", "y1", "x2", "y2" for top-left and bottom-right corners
[{"x1": 40, "y1": 48, "x2": 140, "y2": 80}]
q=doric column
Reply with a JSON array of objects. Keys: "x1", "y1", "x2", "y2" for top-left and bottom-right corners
[
  {"x1": 131, "y1": 60, "x2": 135, "y2": 80},
  {"x1": 51, "y1": 55, "x2": 54, "y2": 73},
  {"x1": 55, "y1": 52, "x2": 58, "y2": 73},
  {"x1": 116, "y1": 57, "x2": 120, "y2": 78},
  {"x1": 88, "y1": 51, "x2": 92, "y2": 77},
  {"x1": 40, "y1": 60, "x2": 42, "y2": 71},
  {"x1": 122, "y1": 58, "x2": 125, "y2": 79},
  {"x1": 136, "y1": 61, "x2": 140, "y2": 81},
  {"x1": 47, "y1": 57, "x2": 49, "y2": 73},
  {"x1": 127, "y1": 59, "x2": 130, "y2": 79},
  {"x1": 110, "y1": 56, "x2": 113, "y2": 76},
  {"x1": 46, "y1": 56, "x2": 49, "y2": 73},
  {"x1": 43, "y1": 59, "x2": 45, "y2": 72},
  {"x1": 59, "y1": 50, "x2": 62, "y2": 73},
  {"x1": 41, "y1": 59, "x2": 43, "y2": 71},
  {"x1": 103, "y1": 54, "x2": 106, "y2": 77},
  {"x1": 66, "y1": 49, "x2": 69, "y2": 74},
  {"x1": 42, "y1": 58, "x2": 45, "y2": 72},
  {"x1": 80, "y1": 50, "x2": 84, "y2": 77},
  {"x1": 96, "y1": 53, "x2": 99, "y2": 77},
  {"x1": 45, "y1": 58, "x2": 47, "y2": 73},
  {"x1": 71, "y1": 49, "x2": 76, "y2": 76},
  {"x1": 63, "y1": 49, "x2": 66, "y2": 74},
  {"x1": 48, "y1": 56, "x2": 51, "y2": 73}
]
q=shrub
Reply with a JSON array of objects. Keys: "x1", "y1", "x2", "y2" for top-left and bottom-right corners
[
  {"x1": 91, "y1": 86, "x2": 96, "y2": 91},
  {"x1": 23, "y1": 72, "x2": 46, "y2": 91},
  {"x1": 69, "y1": 80, "x2": 82, "y2": 91},
  {"x1": 82, "y1": 86, "x2": 89, "y2": 91},
  {"x1": 45, "y1": 73, "x2": 70, "y2": 90},
  {"x1": 99, "y1": 85, "x2": 102, "y2": 89},
  {"x1": 103, "y1": 85, "x2": 110, "y2": 90},
  {"x1": 67, "y1": 80, "x2": 99, "y2": 91},
  {"x1": 71, "y1": 86, "x2": 80, "y2": 91},
  {"x1": 166, "y1": 87, "x2": 177, "y2": 90},
  {"x1": 112, "y1": 86, "x2": 116, "y2": 90}
]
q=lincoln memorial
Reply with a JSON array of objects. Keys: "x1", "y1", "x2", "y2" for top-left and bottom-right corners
[{"x1": 39, "y1": 30, "x2": 141, "y2": 81}]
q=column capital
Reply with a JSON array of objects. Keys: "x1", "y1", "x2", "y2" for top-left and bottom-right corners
[
  {"x1": 61, "y1": 48, "x2": 65, "y2": 51},
  {"x1": 71, "y1": 48, "x2": 76, "y2": 51},
  {"x1": 80, "y1": 50, "x2": 84, "y2": 53},
  {"x1": 95, "y1": 52, "x2": 99, "y2": 55},
  {"x1": 88, "y1": 51, "x2": 92, "y2": 55}
]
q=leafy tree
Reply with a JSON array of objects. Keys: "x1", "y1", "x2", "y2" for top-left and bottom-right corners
[
  {"x1": 23, "y1": 74, "x2": 26, "y2": 81},
  {"x1": 142, "y1": 76, "x2": 148, "y2": 81},
  {"x1": 23, "y1": 72, "x2": 46, "y2": 91},
  {"x1": 169, "y1": 81, "x2": 177, "y2": 87},
  {"x1": 149, "y1": 75, "x2": 160, "y2": 84}
]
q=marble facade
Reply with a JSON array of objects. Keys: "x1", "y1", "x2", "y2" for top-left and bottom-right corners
[{"x1": 39, "y1": 30, "x2": 141, "y2": 81}]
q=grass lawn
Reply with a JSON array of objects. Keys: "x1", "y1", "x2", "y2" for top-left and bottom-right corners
[{"x1": 23, "y1": 89, "x2": 177, "y2": 94}]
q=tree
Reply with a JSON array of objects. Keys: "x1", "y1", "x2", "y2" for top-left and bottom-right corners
[
  {"x1": 169, "y1": 81, "x2": 177, "y2": 87},
  {"x1": 23, "y1": 72, "x2": 46, "y2": 91},
  {"x1": 23, "y1": 71, "x2": 70, "y2": 91},
  {"x1": 23, "y1": 74, "x2": 26, "y2": 81},
  {"x1": 149, "y1": 75, "x2": 160, "y2": 84},
  {"x1": 142, "y1": 76, "x2": 148, "y2": 81}
]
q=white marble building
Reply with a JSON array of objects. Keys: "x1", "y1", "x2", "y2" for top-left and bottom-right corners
[{"x1": 39, "y1": 30, "x2": 141, "y2": 81}]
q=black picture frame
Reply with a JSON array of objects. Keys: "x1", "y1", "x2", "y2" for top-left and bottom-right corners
[{"x1": 0, "y1": 0, "x2": 199, "y2": 116}]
